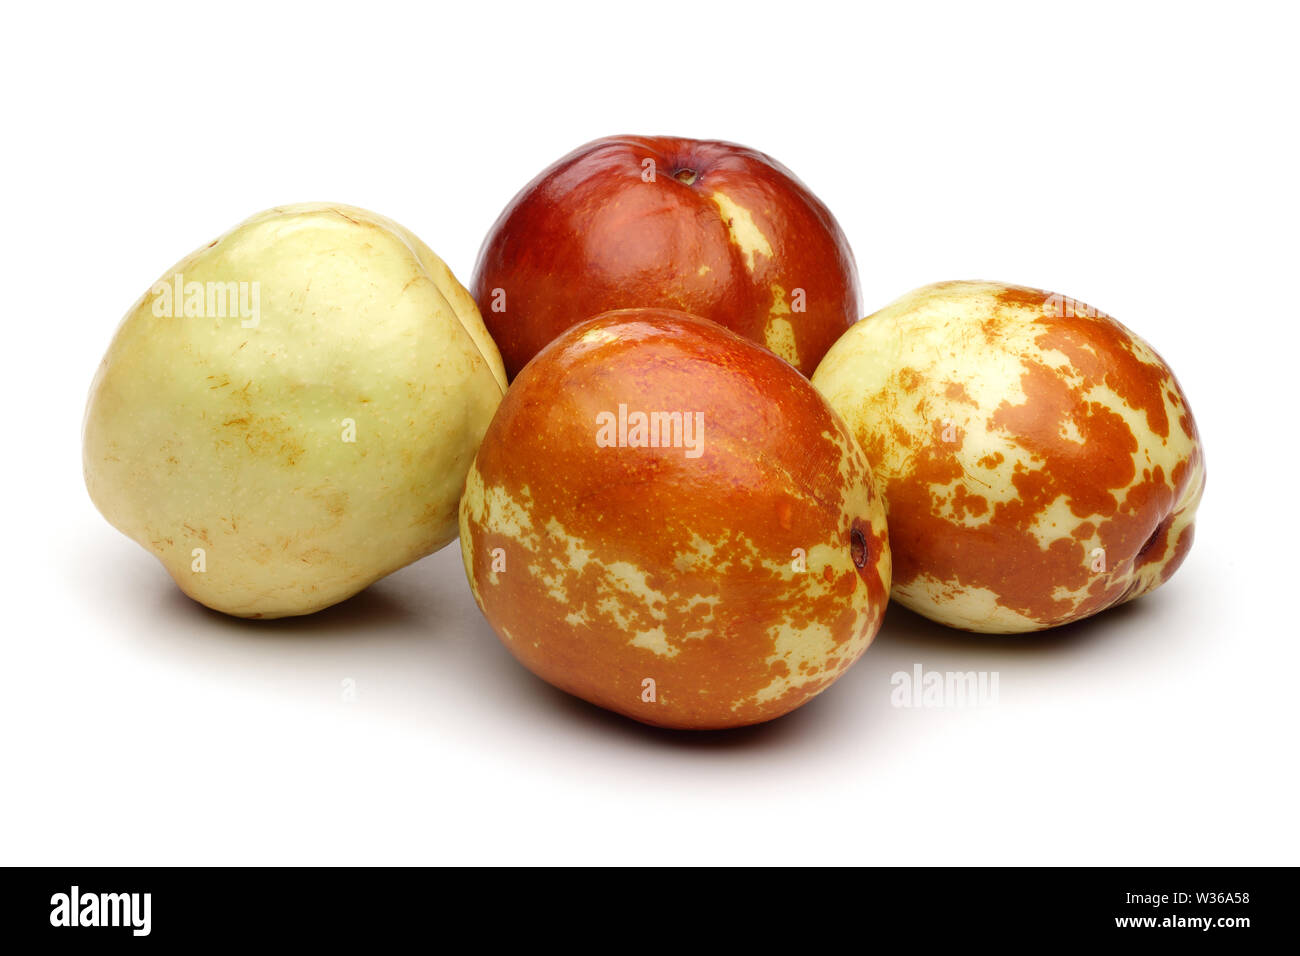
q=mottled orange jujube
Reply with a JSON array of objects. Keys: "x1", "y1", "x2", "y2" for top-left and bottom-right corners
[
  {"x1": 813, "y1": 281, "x2": 1205, "y2": 633},
  {"x1": 460, "y1": 309, "x2": 891, "y2": 728}
]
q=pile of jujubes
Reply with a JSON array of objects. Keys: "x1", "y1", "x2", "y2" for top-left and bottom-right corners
[{"x1": 84, "y1": 135, "x2": 1204, "y2": 729}]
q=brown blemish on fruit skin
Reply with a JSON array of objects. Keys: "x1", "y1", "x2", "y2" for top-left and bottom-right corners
[
  {"x1": 461, "y1": 310, "x2": 891, "y2": 729},
  {"x1": 218, "y1": 412, "x2": 307, "y2": 467},
  {"x1": 944, "y1": 381, "x2": 975, "y2": 404},
  {"x1": 950, "y1": 485, "x2": 987, "y2": 519},
  {"x1": 814, "y1": 280, "x2": 1204, "y2": 633},
  {"x1": 1032, "y1": 321, "x2": 1170, "y2": 440}
]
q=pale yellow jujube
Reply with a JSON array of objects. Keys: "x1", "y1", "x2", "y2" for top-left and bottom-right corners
[{"x1": 84, "y1": 203, "x2": 506, "y2": 618}]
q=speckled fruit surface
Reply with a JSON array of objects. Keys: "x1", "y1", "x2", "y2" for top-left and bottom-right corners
[
  {"x1": 460, "y1": 308, "x2": 891, "y2": 729},
  {"x1": 813, "y1": 280, "x2": 1205, "y2": 633}
]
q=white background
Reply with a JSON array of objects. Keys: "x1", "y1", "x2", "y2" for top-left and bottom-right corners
[{"x1": 3, "y1": 1, "x2": 1296, "y2": 865}]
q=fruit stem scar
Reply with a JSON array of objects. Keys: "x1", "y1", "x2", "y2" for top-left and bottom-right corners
[
  {"x1": 851, "y1": 527, "x2": 868, "y2": 568},
  {"x1": 673, "y1": 168, "x2": 698, "y2": 185},
  {"x1": 1136, "y1": 521, "x2": 1165, "y2": 560}
]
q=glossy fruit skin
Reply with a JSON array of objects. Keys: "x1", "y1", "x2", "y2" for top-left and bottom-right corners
[
  {"x1": 471, "y1": 135, "x2": 860, "y2": 379},
  {"x1": 812, "y1": 281, "x2": 1205, "y2": 634},
  {"x1": 84, "y1": 203, "x2": 507, "y2": 619},
  {"x1": 460, "y1": 309, "x2": 891, "y2": 729}
]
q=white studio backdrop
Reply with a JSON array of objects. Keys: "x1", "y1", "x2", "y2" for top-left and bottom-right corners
[{"x1": 1, "y1": 0, "x2": 1296, "y2": 864}]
